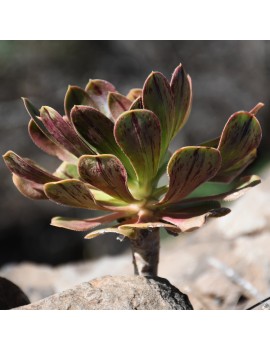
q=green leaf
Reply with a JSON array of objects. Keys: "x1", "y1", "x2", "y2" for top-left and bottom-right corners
[
  {"x1": 85, "y1": 79, "x2": 116, "y2": 117},
  {"x1": 129, "y1": 96, "x2": 143, "y2": 110},
  {"x1": 64, "y1": 85, "x2": 96, "y2": 118},
  {"x1": 170, "y1": 64, "x2": 192, "y2": 137},
  {"x1": 3, "y1": 151, "x2": 60, "y2": 184},
  {"x1": 114, "y1": 109, "x2": 161, "y2": 187},
  {"x1": 54, "y1": 161, "x2": 79, "y2": 179},
  {"x1": 179, "y1": 175, "x2": 261, "y2": 203},
  {"x1": 157, "y1": 200, "x2": 222, "y2": 217},
  {"x1": 40, "y1": 106, "x2": 95, "y2": 157},
  {"x1": 44, "y1": 179, "x2": 104, "y2": 210},
  {"x1": 71, "y1": 105, "x2": 118, "y2": 154},
  {"x1": 28, "y1": 120, "x2": 76, "y2": 163},
  {"x1": 126, "y1": 88, "x2": 142, "y2": 101},
  {"x1": 159, "y1": 146, "x2": 221, "y2": 204},
  {"x1": 78, "y1": 154, "x2": 136, "y2": 202},
  {"x1": 51, "y1": 212, "x2": 124, "y2": 231},
  {"x1": 143, "y1": 72, "x2": 174, "y2": 152},
  {"x1": 213, "y1": 111, "x2": 262, "y2": 182},
  {"x1": 108, "y1": 92, "x2": 132, "y2": 120},
  {"x1": 12, "y1": 174, "x2": 47, "y2": 200}
]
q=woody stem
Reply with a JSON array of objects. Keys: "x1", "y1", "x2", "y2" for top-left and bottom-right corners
[{"x1": 130, "y1": 228, "x2": 160, "y2": 277}]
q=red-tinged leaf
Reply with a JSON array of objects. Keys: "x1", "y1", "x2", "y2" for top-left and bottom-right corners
[
  {"x1": 213, "y1": 149, "x2": 257, "y2": 183},
  {"x1": 108, "y1": 92, "x2": 132, "y2": 120},
  {"x1": 180, "y1": 175, "x2": 261, "y2": 204},
  {"x1": 129, "y1": 96, "x2": 143, "y2": 110},
  {"x1": 85, "y1": 79, "x2": 116, "y2": 117},
  {"x1": 126, "y1": 88, "x2": 142, "y2": 101},
  {"x1": 70, "y1": 105, "x2": 134, "y2": 177},
  {"x1": 157, "y1": 200, "x2": 222, "y2": 217},
  {"x1": 85, "y1": 226, "x2": 134, "y2": 239},
  {"x1": 114, "y1": 109, "x2": 161, "y2": 185},
  {"x1": 40, "y1": 106, "x2": 95, "y2": 157},
  {"x1": 249, "y1": 102, "x2": 264, "y2": 115},
  {"x1": 159, "y1": 146, "x2": 221, "y2": 205},
  {"x1": 23, "y1": 98, "x2": 58, "y2": 143},
  {"x1": 64, "y1": 85, "x2": 96, "y2": 118},
  {"x1": 162, "y1": 207, "x2": 230, "y2": 232},
  {"x1": 12, "y1": 174, "x2": 47, "y2": 200},
  {"x1": 28, "y1": 120, "x2": 76, "y2": 163},
  {"x1": 162, "y1": 215, "x2": 207, "y2": 232},
  {"x1": 44, "y1": 179, "x2": 104, "y2": 210},
  {"x1": 200, "y1": 136, "x2": 220, "y2": 148},
  {"x1": 3, "y1": 151, "x2": 60, "y2": 184},
  {"x1": 51, "y1": 212, "x2": 124, "y2": 231},
  {"x1": 143, "y1": 72, "x2": 174, "y2": 152},
  {"x1": 170, "y1": 64, "x2": 192, "y2": 136},
  {"x1": 78, "y1": 154, "x2": 136, "y2": 203},
  {"x1": 212, "y1": 111, "x2": 262, "y2": 182}
]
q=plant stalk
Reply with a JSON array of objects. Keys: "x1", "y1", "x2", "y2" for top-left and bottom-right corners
[{"x1": 130, "y1": 228, "x2": 160, "y2": 277}]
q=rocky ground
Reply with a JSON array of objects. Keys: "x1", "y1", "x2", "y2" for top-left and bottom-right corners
[{"x1": 1, "y1": 169, "x2": 270, "y2": 310}]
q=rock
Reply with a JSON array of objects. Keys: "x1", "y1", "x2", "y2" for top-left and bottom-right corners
[
  {"x1": 0, "y1": 277, "x2": 30, "y2": 310},
  {"x1": 16, "y1": 275, "x2": 193, "y2": 310}
]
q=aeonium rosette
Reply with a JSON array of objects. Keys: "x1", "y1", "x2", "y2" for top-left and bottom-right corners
[{"x1": 3, "y1": 64, "x2": 263, "y2": 276}]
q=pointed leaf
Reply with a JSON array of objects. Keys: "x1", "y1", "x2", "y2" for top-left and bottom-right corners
[
  {"x1": 180, "y1": 175, "x2": 261, "y2": 204},
  {"x1": 64, "y1": 85, "x2": 96, "y2": 118},
  {"x1": 12, "y1": 174, "x2": 47, "y2": 200},
  {"x1": 78, "y1": 154, "x2": 136, "y2": 202},
  {"x1": 22, "y1": 98, "x2": 50, "y2": 139},
  {"x1": 3, "y1": 151, "x2": 60, "y2": 184},
  {"x1": 44, "y1": 179, "x2": 104, "y2": 210},
  {"x1": 28, "y1": 120, "x2": 76, "y2": 163},
  {"x1": 108, "y1": 92, "x2": 132, "y2": 120},
  {"x1": 129, "y1": 96, "x2": 143, "y2": 110},
  {"x1": 114, "y1": 109, "x2": 161, "y2": 185},
  {"x1": 51, "y1": 212, "x2": 124, "y2": 231},
  {"x1": 126, "y1": 88, "x2": 142, "y2": 101},
  {"x1": 212, "y1": 111, "x2": 262, "y2": 182},
  {"x1": 160, "y1": 146, "x2": 221, "y2": 204},
  {"x1": 143, "y1": 72, "x2": 174, "y2": 151},
  {"x1": 40, "y1": 106, "x2": 95, "y2": 157},
  {"x1": 170, "y1": 64, "x2": 192, "y2": 136},
  {"x1": 85, "y1": 79, "x2": 116, "y2": 117}
]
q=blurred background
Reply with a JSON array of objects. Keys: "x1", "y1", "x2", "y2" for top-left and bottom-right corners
[
  {"x1": 0, "y1": 40, "x2": 269, "y2": 266},
  {"x1": 0, "y1": 41, "x2": 270, "y2": 308}
]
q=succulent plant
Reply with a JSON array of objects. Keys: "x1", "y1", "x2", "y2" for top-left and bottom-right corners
[{"x1": 3, "y1": 64, "x2": 263, "y2": 276}]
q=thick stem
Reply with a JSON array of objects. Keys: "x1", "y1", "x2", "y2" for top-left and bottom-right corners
[{"x1": 130, "y1": 228, "x2": 160, "y2": 277}]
